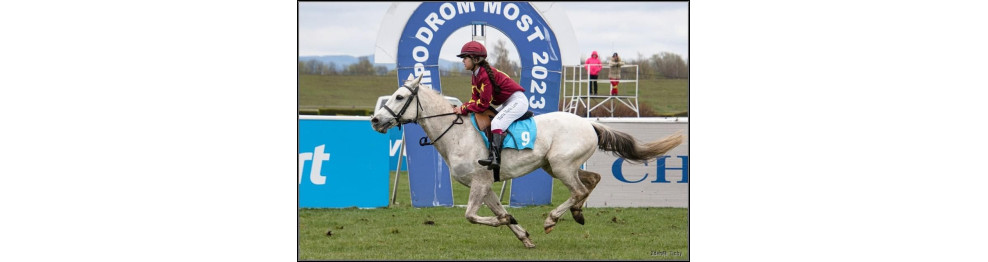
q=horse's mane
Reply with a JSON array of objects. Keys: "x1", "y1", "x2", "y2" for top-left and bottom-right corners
[
  {"x1": 416, "y1": 83, "x2": 441, "y2": 98},
  {"x1": 409, "y1": 81, "x2": 451, "y2": 114}
]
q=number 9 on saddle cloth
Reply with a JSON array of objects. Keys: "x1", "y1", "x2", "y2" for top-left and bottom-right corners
[{"x1": 470, "y1": 108, "x2": 536, "y2": 150}]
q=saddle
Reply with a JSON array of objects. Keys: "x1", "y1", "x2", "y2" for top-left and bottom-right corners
[
  {"x1": 473, "y1": 108, "x2": 534, "y2": 182},
  {"x1": 473, "y1": 108, "x2": 534, "y2": 133}
]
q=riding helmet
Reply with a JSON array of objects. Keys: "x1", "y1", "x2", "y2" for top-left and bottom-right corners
[{"x1": 457, "y1": 41, "x2": 487, "y2": 58}]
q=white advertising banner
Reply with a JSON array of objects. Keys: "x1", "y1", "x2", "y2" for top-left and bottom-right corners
[{"x1": 584, "y1": 118, "x2": 689, "y2": 208}]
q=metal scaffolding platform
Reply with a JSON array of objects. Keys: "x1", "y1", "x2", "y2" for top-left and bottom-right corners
[{"x1": 560, "y1": 64, "x2": 640, "y2": 117}]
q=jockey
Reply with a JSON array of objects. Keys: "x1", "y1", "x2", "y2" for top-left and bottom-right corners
[{"x1": 452, "y1": 41, "x2": 527, "y2": 170}]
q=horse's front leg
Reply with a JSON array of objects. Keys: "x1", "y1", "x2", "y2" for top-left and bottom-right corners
[
  {"x1": 464, "y1": 171, "x2": 501, "y2": 227},
  {"x1": 483, "y1": 189, "x2": 535, "y2": 248}
]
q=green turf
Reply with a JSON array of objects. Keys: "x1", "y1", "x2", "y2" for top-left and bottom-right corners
[
  {"x1": 298, "y1": 171, "x2": 689, "y2": 260},
  {"x1": 298, "y1": 74, "x2": 688, "y2": 116}
]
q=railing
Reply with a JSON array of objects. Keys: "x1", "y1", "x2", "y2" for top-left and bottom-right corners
[{"x1": 560, "y1": 64, "x2": 640, "y2": 117}]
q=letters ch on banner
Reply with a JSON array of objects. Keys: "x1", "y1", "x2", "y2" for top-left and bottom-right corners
[
  {"x1": 611, "y1": 156, "x2": 688, "y2": 184},
  {"x1": 299, "y1": 144, "x2": 330, "y2": 185}
]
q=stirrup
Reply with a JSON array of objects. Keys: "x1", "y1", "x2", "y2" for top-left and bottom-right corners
[
  {"x1": 479, "y1": 153, "x2": 499, "y2": 169},
  {"x1": 480, "y1": 133, "x2": 504, "y2": 169},
  {"x1": 483, "y1": 147, "x2": 501, "y2": 170},
  {"x1": 487, "y1": 158, "x2": 500, "y2": 170},
  {"x1": 479, "y1": 149, "x2": 498, "y2": 165},
  {"x1": 478, "y1": 147, "x2": 495, "y2": 166}
]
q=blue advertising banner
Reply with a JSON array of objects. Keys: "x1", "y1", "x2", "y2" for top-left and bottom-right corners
[
  {"x1": 298, "y1": 117, "x2": 389, "y2": 208},
  {"x1": 508, "y1": 171, "x2": 554, "y2": 207},
  {"x1": 404, "y1": 124, "x2": 454, "y2": 207},
  {"x1": 387, "y1": 127, "x2": 408, "y2": 171},
  {"x1": 396, "y1": 2, "x2": 559, "y2": 206}
]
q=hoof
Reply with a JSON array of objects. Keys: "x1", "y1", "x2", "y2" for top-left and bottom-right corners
[
  {"x1": 519, "y1": 232, "x2": 535, "y2": 248},
  {"x1": 544, "y1": 225, "x2": 555, "y2": 234},
  {"x1": 573, "y1": 214, "x2": 585, "y2": 225},
  {"x1": 571, "y1": 209, "x2": 585, "y2": 225}
]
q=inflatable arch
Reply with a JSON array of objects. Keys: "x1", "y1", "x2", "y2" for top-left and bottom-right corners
[{"x1": 375, "y1": 2, "x2": 579, "y2": 66}]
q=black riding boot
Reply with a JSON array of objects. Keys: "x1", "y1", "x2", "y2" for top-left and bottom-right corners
[{"x1": 478, "y1": 132, "x2": 506, "y2": 170}]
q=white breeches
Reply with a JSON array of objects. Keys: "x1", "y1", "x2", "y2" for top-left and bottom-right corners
[{"x1": 491, "y1": 91, "x2": 528, "y2": 132}]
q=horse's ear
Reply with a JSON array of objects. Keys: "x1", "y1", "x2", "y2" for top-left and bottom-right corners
[{"x1": 411, "y1": 73, "x2": 424, "y2": 86}]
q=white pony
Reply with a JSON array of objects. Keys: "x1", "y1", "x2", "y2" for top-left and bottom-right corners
[{"x1": 371, "y1": 75, "x2": 684, "y2": 248}]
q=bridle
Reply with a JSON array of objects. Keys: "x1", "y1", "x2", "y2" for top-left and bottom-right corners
[{"x1": 380, "y1": 83, "x2": 464, "y2": 146}]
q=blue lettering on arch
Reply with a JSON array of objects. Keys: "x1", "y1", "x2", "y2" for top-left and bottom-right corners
[
  {"x1": 396, "y1": 2, "x2": 562, "y2": 207},
  {"x1": 395, "y1": 1, "x2": 561, "y2": 113}
]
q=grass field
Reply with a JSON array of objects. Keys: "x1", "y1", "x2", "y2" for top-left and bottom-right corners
[
  {"x1": 298, "y1": 171, "x2": 689, "y2": 260},
  {"x1": 298, "y1": 74, "x2": 688, "y2": 116}
]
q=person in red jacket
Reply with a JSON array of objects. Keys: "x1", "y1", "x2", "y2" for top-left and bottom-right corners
[
  {"x1": 452, "y1": 41, "x2": 527, "y2": 170},
  {"x1": 585, "y1": 51, "x2": 603, "y2": 95}
]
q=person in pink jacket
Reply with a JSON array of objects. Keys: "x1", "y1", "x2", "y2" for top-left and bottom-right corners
[{"x1": 585, "y1": 51, "x2": 603, "y2": 95}]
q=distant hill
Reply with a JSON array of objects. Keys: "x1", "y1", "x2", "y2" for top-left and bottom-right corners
[
  {"x1": 298, "y1": 55, "x2": 462, "y2": 72},
  {"x1": 298, "y1": 55, "x2": 360, "y2": 67}
]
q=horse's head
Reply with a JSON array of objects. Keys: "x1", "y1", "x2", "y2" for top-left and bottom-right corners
[{"x1": 371, "y1": 74, "x2": 425, "y2": 133}]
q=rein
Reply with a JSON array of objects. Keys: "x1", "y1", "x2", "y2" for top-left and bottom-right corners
[
  {"x1": 417, "y1": 112, "x2": 463, "y2": 146},
  {"x1": 382, "y1": 84, "x2": 464, "y2": 146}
]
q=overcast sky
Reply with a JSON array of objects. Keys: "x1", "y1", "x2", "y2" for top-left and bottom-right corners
[{"x1": 298, "y1": 2, "x2": 688, "y2": 63}]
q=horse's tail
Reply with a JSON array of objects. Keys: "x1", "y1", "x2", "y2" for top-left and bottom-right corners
[{"x1": 591, "y1": 122, "x2": 684, "y2": 164}]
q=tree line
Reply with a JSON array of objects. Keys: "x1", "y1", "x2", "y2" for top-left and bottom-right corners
[
  {"x1": 297, "y1": 56, "x2": 390, "y2": 76},
  {"x1": 581, "y1": 52, "x2": 688, "y2": 79},
  {"x1": 298, "y1": 42, "x2": 688, "y2": 79}
]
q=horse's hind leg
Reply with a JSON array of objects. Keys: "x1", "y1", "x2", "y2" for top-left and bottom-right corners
[
  {"x1": 543, "y1": 164, "x2": 590, "y2": 234},
  {"x1": 482, "y1": 190, "x2": 535, "y2": 248},
  {"x1": 570, "y1": 170, "x2": 601, "y2": 225}
]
